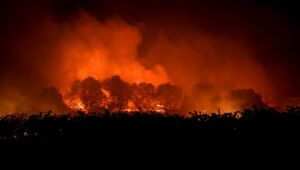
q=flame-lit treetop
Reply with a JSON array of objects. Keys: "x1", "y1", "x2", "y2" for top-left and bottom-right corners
[{"x1": 34, "y1": 76, "x2": 269, "y2": 115}]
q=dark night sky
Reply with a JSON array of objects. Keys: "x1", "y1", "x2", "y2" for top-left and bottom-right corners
[{"x1": 0, "y1": 0, "x2": 300, "y2": 111}]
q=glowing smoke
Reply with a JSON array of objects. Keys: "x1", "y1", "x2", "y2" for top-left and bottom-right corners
[{"x1": 0, "y1": 1, "x2": 297, "y2": 114}]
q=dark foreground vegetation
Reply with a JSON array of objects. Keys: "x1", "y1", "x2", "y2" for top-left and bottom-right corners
[
  {"x1": 1, "y1": 106, "x2": 300, "y2": 143},
  {"x1": 1, "y1": 107, "x2": 300, "y2": 162}
]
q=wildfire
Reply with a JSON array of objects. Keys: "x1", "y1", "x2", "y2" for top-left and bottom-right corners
[
  {"x1": 155, "y1": 104, "x2": 165, "y2": 113},
  {"x1": 58, "y1": 76, "x2": 266, "y2": 115},
  {"x1": 60, "y1": 76, "x2": 174, "y2": 114},
  {"x1": 38, "y1": 13, "x2": 269, "y2": 115},
  {"x1": 64, "y1": 96, "x2": 87, "y2": 112},
  {"x1": 64, "y1": 94, "x2": 167, "y2": 114}
]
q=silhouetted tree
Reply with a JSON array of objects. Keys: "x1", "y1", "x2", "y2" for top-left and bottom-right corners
[
  {"x1": 156, "y1": 83, "x2": 183, "y2": 111},
  {"x1": 39, "y1": 87, "x2": 68, "y2": 113},
  {"x1": 102, "y1": 76, "x2": 131, "y2": 111},
  {"x1": 80, "y1": 77, "x2": 105, "y2": 112},
  {"x1": 229, "y1": 89, "x2": 267, "y2": 110},
  {"x1": 131, "y1": 83, "x2": 156, "y2": 111}
]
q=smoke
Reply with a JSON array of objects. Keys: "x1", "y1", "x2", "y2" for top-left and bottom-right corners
[
  {"x1": 57, "y1": 12, "x2": 169, "y2": 91},
  {"x1": 138, "y1": 31, "x2": 273, "y2": 113},
  {"x1": 0, "y1": 4, "x2": 169, "y2": 114},
  {"x1": 0, "y1": 0, "x2": 299, "y2": 114}
]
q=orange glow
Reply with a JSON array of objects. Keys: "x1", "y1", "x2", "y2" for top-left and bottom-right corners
[
  {"x1": 53, "y1": 12, "x2": 272, "y2": 114},
  {"x1": 57, "y1": 12, "x2": 169, "y2": 93},
  {"x1": 0, "y1": 11, "x2": 281, "y2": 115},
  {"x1": 64, "y1": 96, "x2": 87, "y2": 112}
]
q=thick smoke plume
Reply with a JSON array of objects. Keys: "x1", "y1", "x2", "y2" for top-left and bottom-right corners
[
  {"x1": 0, "y1": 8, "x2": 169, "y2": 114},
  {"x1": 0, "y1": 1, "x2": 299, "y2": 114}
]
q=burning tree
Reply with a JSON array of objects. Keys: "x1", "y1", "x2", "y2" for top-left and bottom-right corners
[
  {"x1": 62, "y1": 76, "x2": 186, "y2": 114},
  {"x1": 131, "y1": 82, "x2": 157, "y2": 111},
  {"x1": 102, "y1": 76, "x2": 132, "y2": 111},
  {"x1": 156, "y1": 83, "x2": 183, "y2": 112},
  {"x1": 80, "y1": 77, "x2": 105, "y2": 112},
  {"x1": 64, "y1": 77, "x2": 105, "y2": 113},
  {"x1": 60, "y1": 75, "x2": 269, "y2": 115}
]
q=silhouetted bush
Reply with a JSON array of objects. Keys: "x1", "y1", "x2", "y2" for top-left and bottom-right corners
[{"x1": 0, "y1": 106, "x2": 300, "y2": 145}]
